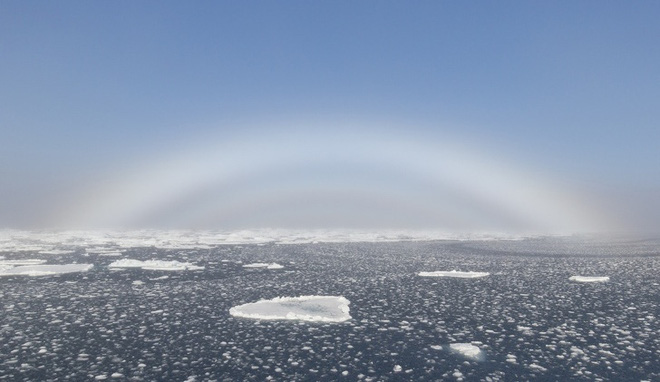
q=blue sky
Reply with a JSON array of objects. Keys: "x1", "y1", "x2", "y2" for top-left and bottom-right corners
[{"x1": 1, "y1": 1, "x2": 659, "y2": 230}]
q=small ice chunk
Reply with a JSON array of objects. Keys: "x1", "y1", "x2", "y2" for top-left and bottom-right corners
[
  {"x1": 393, "y1": 365, "x2": 402, "y2": 373},
  {"x1": 230, "y1": 296, "x2": 351, "y2": 322},
  {"x1": 430, "y1": 345, "x2": 443, "y2": 350},
  {"x1": 108, "y1": 259, "x2": 203, "y2": 271},
  {"x1": 449, "y1": 343, "x2": 485, "y2": 361},
  {"x1": 0, "y1": 264, "x2": 93, "y2": 277},
  {"x1": 528, "y1": 363, "x2": 548, "y2": 372},
  {"x1": 242, "y1": 262, "x2": 284, "y2": 269},
  {"x1": 569, "y1": 276, "x2": 609, "y2": 283},
  {"x1": 419, "y1": 270, "x2": 489, "y2": 278}
]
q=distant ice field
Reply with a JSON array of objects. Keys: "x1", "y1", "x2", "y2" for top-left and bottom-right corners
[{"x1": 0, "y1": 235, "x2": 659, "y2": 381}]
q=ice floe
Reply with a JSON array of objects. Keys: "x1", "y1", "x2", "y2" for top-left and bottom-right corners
[
  {"x1": 229, "y1": 296, "x2": 351, "y2": 322},
  {"x1": 448, "y1": 343, "x2": 485, "y2": 361},
  {"x1": 0, "y1": 264, "x2": 93, "y2": 277},
  {"x1": 418, "y1": 270, "x2": 490, "y2": 278},
  {"x1": 38, "y1": 249, "x2": 75, "y2": 255},
  {"x1": 108, "y1": 259, "x2": 204, "y2": 271},
  {"x1": 95, "y1": 252, "x2": 123, "y2": 257},
  {"x1": 0, "y1": 259, "x2": 47, "y2": 266},
  {"x1": 242, "y1": 262, "x2": 284, "y2": 269},
  {"x1": 569, "y1": 276, "x2": 609, "y2": 283}
]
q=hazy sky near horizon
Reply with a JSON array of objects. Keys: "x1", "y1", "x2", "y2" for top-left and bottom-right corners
[{"x1": 1, "y1": 1, "x2": 659, "y2": 231}]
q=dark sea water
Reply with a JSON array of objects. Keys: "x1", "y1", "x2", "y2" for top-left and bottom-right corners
[{"x1": 1, "y1": 237, "x2": 659, "y2": 381}]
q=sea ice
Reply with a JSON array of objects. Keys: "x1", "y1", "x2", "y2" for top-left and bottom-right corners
[
  {"x1": 0, "y1": 229, "x2": 538, "y2": 252},
  {"x1": 569, "y1": 276, "x2": 609, "y2": 283},
  {"x1": 108, "y1": 259, "x2": 204, "y2": 271},
  {"x1": 96, "y1": 252, "x2": 123, "y2": 257},
  {"x1": 242, "y1": 262, "x2": 284, "y2": 269},
  {"x1": 0, "y1": 264, "x2": 93, "y2": 277},
  {"x1": 448, "y1": 343, "x2": 485, "y2": 361},
  {"x1": 0, "y1": 259, "x2": 47, "y2": 266},
  {"x1": 38, "y1": 249, "x2": 75, "y2": 255},
  {"x1": 229, "y1": 296, "x2": 351, "y2": 322},
  {"x1": 418, "y1": 270, "x2": 490, "y2": 278}
]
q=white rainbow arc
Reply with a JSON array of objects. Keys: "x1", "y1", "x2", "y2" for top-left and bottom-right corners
[{"x1": 58, "y1": 122, "x2": 605, "y2": 233}]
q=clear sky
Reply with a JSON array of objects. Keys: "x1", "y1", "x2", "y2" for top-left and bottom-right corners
[{"x1": 1, "y1": 1, "x2": 659, "y2": 231}]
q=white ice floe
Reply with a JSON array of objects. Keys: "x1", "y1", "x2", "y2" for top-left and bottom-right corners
[
  {"x1": 0, "y1": 264, "x2": 93, "y2": 277},
  {"x1": 229, "y1": 296, "x2": 351, "y2": 322},
  {"x1": 569, "y1": 276, "x2": 609, "y2": 283},
  {"x1": 242, "y1": 262, "x2": 284, "y2": 269},
  {"x1": 0, "y1": 259, "x2": 47, "y2": 266},
  {"x1": 38, "y1": 249, "x2": 75, "y2": 255},
  {"x1": 418, "y1": 270, "x2": 490, "y2": 278},
  {"x1": 96, "y1": 252, "x2": 123, "y2": 257},
  {"x1": 449, "y1": 343, "x2": 485, "y2": 361},
  {"x1": 108, "y1": 259, "x2": 203, "y2": 271}
]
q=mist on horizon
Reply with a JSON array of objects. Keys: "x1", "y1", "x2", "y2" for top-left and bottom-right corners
[{"x1": 1, "y1": 2, "x2": 658, "y2": 235}]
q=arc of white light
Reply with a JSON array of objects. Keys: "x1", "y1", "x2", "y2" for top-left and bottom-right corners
[{"x1": 59, "y1": 123, "x2": 604, "y2": 232}]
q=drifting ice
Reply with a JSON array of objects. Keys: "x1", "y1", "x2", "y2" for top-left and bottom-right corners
[
  {"x1": 229, "y1": 296, "x2": 351, "y2": 322},
  {"x1": 0, "y1": 259, "x2": 47, "y2": 266},
  {"x1": 449, "y1": 343, "x2": 485, "y2": 361},
  {"x1": 242, "y1": 262, "x2": 284, "y2": 269},
  {"x1": 0, "y1": 264, "x2": 93, "y2": 277},
  {"x1": 569, "y1": 276, "x2": 609, "y2": 283},
  {"x1": 418, "y1": 270, "x2": 490, "y2": 278},
  {"x1": 108, "y1": 259, "x2": 204, "y2": 271}
]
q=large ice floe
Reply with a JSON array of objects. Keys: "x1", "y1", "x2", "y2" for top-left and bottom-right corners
[
  {"x1": 0, "y1": 264, "x2": 93, "y2": 277},
  {"x1": 242, "y1": 262, "x2": 284, "y2": 269},
  {"x1": 108, "y1": 259, "x2": 204, "y2": 271},
  {"x1": 449, "y1": 343, "x2": 486, "y2": 361},
  {"x1": 229, "y1": 296, "x2": 351, "y2": 322},
  {"x1": 418, "y1": 270, "x2": 490, "y2": 278},
  {"x1": 0, "y1": 259, "x2": 47, "y2": 266},
  {"x1": 569, "y1": 275, "x2": 610, "y2": 283}
]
